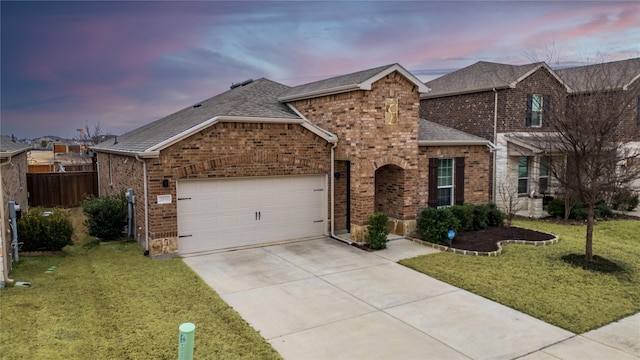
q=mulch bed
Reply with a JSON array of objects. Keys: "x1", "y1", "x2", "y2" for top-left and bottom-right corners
[{"x1": 450, "y1": 226, "x2": 555, "y2": 252}]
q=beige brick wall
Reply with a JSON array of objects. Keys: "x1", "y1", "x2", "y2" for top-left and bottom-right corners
[{"x1": 1, "y1": 151, "x2": 29, "y2": 286}]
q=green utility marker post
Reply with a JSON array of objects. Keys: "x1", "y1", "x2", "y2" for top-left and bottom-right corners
[{"x1": 178, "y1": 322, "x2": 195, "y2": 360}]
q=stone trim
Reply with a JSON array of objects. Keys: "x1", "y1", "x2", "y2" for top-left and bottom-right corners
[
  {"x1": 371, "y1": 155, "x2": 410, "y2": 171},
  {"x1": 405, "y1": 232, "x2": 559, "y2": 256}
]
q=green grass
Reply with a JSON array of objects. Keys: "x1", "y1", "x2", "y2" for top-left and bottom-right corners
[
  {"x1": 0, "y1": 239, "x2": 281, "y2": 359},
  {"x1": 400, "y1": 218, "x2": 640, "y2": 333}
]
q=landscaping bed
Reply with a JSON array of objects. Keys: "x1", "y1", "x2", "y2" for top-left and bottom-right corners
[{"x1": 451, "y1": 226, "x2": 556, "y2": 252}]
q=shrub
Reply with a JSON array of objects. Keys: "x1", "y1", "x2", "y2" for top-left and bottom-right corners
[
  {"x1": 545, "y1": 198, "x2": 566, "y2": 218},
  {"x1": 546, "y1": 198, "x2": 613, "y2": 220},
  {"x1": 472, "y1": 205, "x2": 489, "y2": 230},
  {"x1": 450, "y1": 205, "x2": 475, "y2": 231},
  {"x1": 82, "y1": 191, "x2": 128, "y2": 240},
  {"x1": 366, "y1": 212, "x2": 389, "y2": 250},
  {"x1": 611, "y1": 189, "x2": 639, "y2": 211},
  {"x1": 485, "y1": 203, "x2": 505, "y2": 227},
  {"x1": 417, "y1": 207, "x2": 460, "y2": 245},
  {"x1": 18, "y1": 207, "x2": 73, "y2": 251}
]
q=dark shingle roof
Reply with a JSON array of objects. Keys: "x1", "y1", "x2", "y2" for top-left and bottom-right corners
[
  {"x1": 0, "y1": 135, "x2": 30, "y2": 157},
  {"x1": 278, "y1": 63, "x2": 429, "y2": 101},
  {"x1": 418, "y1": 119, "x2": 489, "y2": 145},
  {"x1": 556, "y1": 57, "x2": 640, "y2": 92},
  {"x1": 93, "y1": 78, "x2": 299, "y2": 153},
  {"x1": 424, "y1": 61, "x2": 544, "y2": 98}
]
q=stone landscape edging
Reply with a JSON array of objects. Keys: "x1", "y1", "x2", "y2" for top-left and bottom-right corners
[{"x1": 405, "y1": 233, "x2": 559, "y2": 256}]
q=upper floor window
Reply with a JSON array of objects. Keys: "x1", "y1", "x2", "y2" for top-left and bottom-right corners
[{"x1": 526, "y1": 94, "x2": 550, "y2": 127}]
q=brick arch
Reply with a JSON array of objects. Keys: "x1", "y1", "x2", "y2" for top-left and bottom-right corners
[
  {"x1": 174, "y1": 150, "x2": 329, "y2": 178},
  {"x1": 370, "y1": 155, "x2": 409, "y2": 172}
]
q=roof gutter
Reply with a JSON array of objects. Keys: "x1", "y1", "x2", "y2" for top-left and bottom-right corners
[
  {"x1": 418, "y1": 140, "x2": 494, "y2": 147},
  {"x1": 278, "y1": 84, "x2": 362, "y2": 102},
  {"x1": 420, "y1": 85, "x2": 511, "y2": 99}
]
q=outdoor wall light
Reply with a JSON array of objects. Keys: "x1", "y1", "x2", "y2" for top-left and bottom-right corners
[
  {"x1": 334, "y1": 172, "x2": 341, "y2": 179},
  {"x1": 162, "y1": 179, "x2": 169, "y2": 188}
]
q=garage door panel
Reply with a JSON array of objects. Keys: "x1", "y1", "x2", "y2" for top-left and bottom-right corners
[{"x1": 178, "y1": 175, "x2": 325, "y2": 255}]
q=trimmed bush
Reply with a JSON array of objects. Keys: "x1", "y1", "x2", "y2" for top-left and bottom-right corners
[
  {"x1": 82, "y1": 191, "x2": 128, "y2": 240},
  {"x1": 417, "y1": 207, "x2": 460, "y2": 245},
  {"x1": 366, "y1": 212, "x2": 390, "y2": 250},
  {"x1": 485, "y1": 203, "x2": 505, "y2": 227},
  {"x1": 472, "y1": 205, "x2": 489, "y2": 230},
  {"x1": 611, "y1": 189, "x2": 639, "y2": 211},
  {"x1": 18, "y1": 207, "x2": 73, "y2": 251},
  {"x1": 450, "y1": 205, "x2": 475, "y2": 231},
  {"x1": 546, "y1": 197, "x2": 613, "y2": 220}
]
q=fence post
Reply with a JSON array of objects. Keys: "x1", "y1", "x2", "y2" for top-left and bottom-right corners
[{"x1": 178, "y1": 322, "x2": 195, "y2": 360}]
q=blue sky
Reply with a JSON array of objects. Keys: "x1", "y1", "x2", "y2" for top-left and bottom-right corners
[{"x1": 2, "y1": 1, "x2": 639, "y2": 139}]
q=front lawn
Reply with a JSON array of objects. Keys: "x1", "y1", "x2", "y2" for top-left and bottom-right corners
[
  {"x1": 0, "y1": 236, "x2": 281, "y2": 359},
  {"x1": 400, "y1": 218, "x2": 640, "y2": 333}
]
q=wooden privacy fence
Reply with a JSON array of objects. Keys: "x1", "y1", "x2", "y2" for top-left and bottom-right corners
[{"x1": 27, "y1": 171, "x2": 98, "y2": 208}]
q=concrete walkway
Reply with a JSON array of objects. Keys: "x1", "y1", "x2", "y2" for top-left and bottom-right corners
[{"x1": 183, "y1": 237, "x2": 639, "y2": 360}]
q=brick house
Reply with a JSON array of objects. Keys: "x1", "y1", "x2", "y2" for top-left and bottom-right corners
[
  {"x1": 421, "y1": 61, "x2": 571, "y2": 217},
  {"x1": 421, "y1": 58, "x2": 640, "y2": 217},
  {"x1": 92, "y1": 64, "x2": 492, "y2": 257},
  {"x1": 0, "y1": 135, "x2": 30, "y2": 287}
]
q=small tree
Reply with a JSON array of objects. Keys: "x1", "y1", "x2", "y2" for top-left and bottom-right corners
[
  {"x1": 533, "y1": 58, "x2": 640, "y2": 263},
  {"x1": 498, "y1": 182, "x2": 521, "y2": 227},
  {"x1": 366, "y1": 212, "x2": 389, "y2": 250}
]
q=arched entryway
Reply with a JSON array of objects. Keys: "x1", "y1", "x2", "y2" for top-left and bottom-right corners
[{"x1": 374, "y1": 164, "x2": 405, "y2": 219}]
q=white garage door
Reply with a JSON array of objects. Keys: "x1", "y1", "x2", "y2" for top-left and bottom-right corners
[{"x1": 177, "y1": 175, "x2": 326, "y2": 255}]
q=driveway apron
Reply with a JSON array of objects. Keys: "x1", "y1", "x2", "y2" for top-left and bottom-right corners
[{"x1": 183, "y1": 237, "x2": 629, "y2": 360}]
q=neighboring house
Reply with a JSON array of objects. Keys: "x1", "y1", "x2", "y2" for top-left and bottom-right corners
[
  {"x1": 0, "y1": 135, "x2": 30, "y2": 288},
  {"x1": 555, "y1": 58, "x2": 640, "y2": 191},
  {"x1": 421, "y1": 58, "x2": 640, "y2": 217},
  {"x1": 421, "y1": 61, "x2": 571, "y2": 217},
  {"x1": 92, "y1": 64, "x2": 492, "y2": 258}
]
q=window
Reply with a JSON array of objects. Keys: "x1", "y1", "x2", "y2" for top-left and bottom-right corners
[
  {"x1": 428, "y1": 157, "x2": 465, "y2": 208},
  {"x1": 518, "y1": 156, "x2": 529, "y2": 195},
  {"x1": 539, "y1": 156, "x2": 550, "y2": 193},
  {"x1": 437, "y1": 158, "x2": 454, "y2": 207},
  {"x1": 526, "y1": 94, "x2": 550, "y2": 127}
]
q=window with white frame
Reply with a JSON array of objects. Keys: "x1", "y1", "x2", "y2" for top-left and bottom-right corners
[
  {"x1": 437, "y1": 158, "x2": 454, "y2": 207},
  {"x1": 517, "y1": 156, "x2": 529, "y2": 195},
  {"x1": 530, "y1": 94, "x2": 543, "y2": 127},
  {"x1": 539, "y1": 156, "x2": 550, "y2": 193}
]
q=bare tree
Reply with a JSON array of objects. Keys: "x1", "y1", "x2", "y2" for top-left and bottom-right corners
[
  {"x1": 536, "y1": 58, "x2": 640, "y2": 263},
  {"x1": 78, "y1": 120, "x2": 104, "y2": 145},
  {"x1": 498, "y1": 181, "x2": 521, "y2": 227}
]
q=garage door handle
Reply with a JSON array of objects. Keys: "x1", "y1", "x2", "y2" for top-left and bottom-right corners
[
  {"x1": 178, "y1": 235, "x2": 192, "y2": 238},
  {"x1": 258, "y1": 211, "x2": 261, "y2": 220}
]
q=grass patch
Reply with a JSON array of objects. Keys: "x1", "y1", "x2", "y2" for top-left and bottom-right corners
[
  {"x1": 1, "y1": 208, "x2": 281, "y2": 359},
  {"x1": 400, "y1": 219, "x2": 640, "y2": 333}
]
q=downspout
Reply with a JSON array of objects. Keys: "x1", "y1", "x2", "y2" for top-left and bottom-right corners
[
  {"x1": 135, "y1": 155, "x2": 150, "y2": 253},
  {"x1": 0, "y1": 159, "x2": 14, "y2": 285},
  {"x1": 492, "y1": 88, "x2": 499, "y2": 203},
  {"x1": 329, "y1": 143, "x2": 353, "y2": 245}
]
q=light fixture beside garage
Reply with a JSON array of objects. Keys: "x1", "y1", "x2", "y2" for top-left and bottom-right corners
[{"x1": 162, "y1": 179, "x2": 169, "y2": 188}]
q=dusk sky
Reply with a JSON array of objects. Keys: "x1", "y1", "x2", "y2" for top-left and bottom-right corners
[{"x1": 2, "y1": 1, "x2": 639, "y2": 139}]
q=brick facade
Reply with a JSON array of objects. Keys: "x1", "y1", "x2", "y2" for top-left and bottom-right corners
[
  {"x1": 99, "y1": 122, "x2": 332, "y2": 256},
  {"x1": 291, "y1": 71, "x2": 423, "y2": 239},
  {"x1": 1, "y1": 151, "x2": 29, "y2": 287}
]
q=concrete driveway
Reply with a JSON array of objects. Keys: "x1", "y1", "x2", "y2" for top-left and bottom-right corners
[{"x1": 183, "y1": 237, "x2": 639, "y2": 360}]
